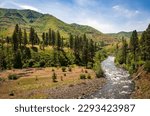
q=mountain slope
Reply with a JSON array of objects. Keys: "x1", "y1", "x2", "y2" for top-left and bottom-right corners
[
  {"x1": 0, "y1": 8, "x2": 115, "y2": 43},
  {"x1": 108, "y1": 31, "x2": 143, "y2": 40}
]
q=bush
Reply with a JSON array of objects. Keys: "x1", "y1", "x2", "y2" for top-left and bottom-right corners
[
  {"x1": 87, "y1": 62, "x2": 93, "y2": 69},
  {"x1": 96, "y1": 67, "x2": 104, "y2": 78},
  {"x1": 80, "y1": 74, "x2": 86, "y2": 79},
  {"x1": 22, "y1": 63, "x2": 28, "y2": 68},
  {"x1": 39, "y1": 60, "x2": 45, "y2": 67},
  {"x1": 68, "y1": 67, "x2": 72, "y2": 72},
  {"x1": 9, "y1": 91, "x2": 14, "y2": 96},
  {"x1": 144, "y1": 61, "x2": 150, "y2": 72},
  {"x1": 62, "y1": 67, "x2": 66, "y2": 72},
  {"x1": 8, "y1": 74, "x2": 19, "y2": 80},
  {"x1": 85, "y1": 70, "x2": 88, "y2": 73},
  {"x1": 87, "y1": 74, "x2": 91, "y2": 79},
  {"x1": 52, "y1": 72, "x2": 57, "y2": 82},
  {"x1": 0, "y1": 77, "x2": 5, "y2": 82},
  {"x1": 28, "y1": 59, "x2": 35, "y2": 67}
]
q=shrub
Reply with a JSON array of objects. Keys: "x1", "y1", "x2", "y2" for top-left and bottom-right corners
[
  {"x1": 28, "y1": 59, "x2": 35, "y2": 67},
  {"x1": 35, "y1": 76, "x2": 38, "y2": 81},
  {"x1": 33, "y1": 63, "x2": 40, "y2": 68},
  {"x1": 22, "y1": 63, "x2": 28, "y2": 68},
  {"x1": 144, "y1": 61, "x2": 150, "y2": 72},
  {"x1": 39, "y1": 60, "x2": 45, "y2": 67},
  {"x1": 64, "y1": 73, "x2": 66, "y2": 76},
  {"x1": 96, "y1": 67, "x2": 104, "y2": 78},
  {"x1": 0, "y1": 77, "x2": 5, "y2": 82},
  {"x1": 68, "y1": 67, "x2": 72, "y2": 72},
  {"x1": 87, "y1": 74, "x2": 91, "y2": 79},
  {"x1": 62, "y1": 67, "x2": 66, "y2": 72},
  {"x1": 80, "y1": 74, "x2": 86, "y2": 79},
  {"x1": 8, "y1": 74, "x2": 19, "y2": 80},
  {"x1": 85, "y1": 70, "x2": 88, "y2": 73},
  {"x1": 87, "y1": 62, "x2": 93, "y2": 69},
  {"x1": 52, "y1": 72, "x2": 57, "y2": 82},
  {"x1": 9, "y1": 91, "x2": 14, "y2": 96}
]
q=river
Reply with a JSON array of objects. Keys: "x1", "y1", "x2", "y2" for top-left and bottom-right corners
[{"x1": 87, "y1": 56, "x2": 134, "y2": 99}]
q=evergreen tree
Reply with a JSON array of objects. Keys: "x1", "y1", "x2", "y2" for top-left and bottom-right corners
[
  {"x1": 0, "y1": 48, "x2": 7, "y2": 70},
  {"x1": 29, "y1": 27, "x2": 35, "y2": 47},
  {"x1": 82, "y1": 34, "x2": 88, "y2": 66},
  {"x1": 122, "y1": 37, "x2": 128, "y2": 64},
  {"x1": 51, "y1": 30, "x2": 56, "y2": 47},
  {"x1": 56, "y1": 31, "x2": 61, "y2": 50},
  {"x1": 18, "y1": 28, "x2": 22, "y2": 48},
  {"x1": 69, "y1": 33, "x2": 74, "y2": 49},
  {"x1": 48, "y1": 28, "x2": 52, "y2": 45},
  {"x1": 89, "y1": 39, "x2": 95, "y2": 63},
  {"x1": 23, "y1": 29, "x2": 28, "y2": 47},
  {"x1": 140, "y1": 24, "x2": 150, "y2": 61},
  {"x1": 46, "y1": 33, "x2": 49, "y2": 46},
  {"x1": 12, "y1": 24, "x2": 19, "y2": 51},
  {"x1": 129, "y1": 30, "x2": 139, "y2": 61},
  {"x1": 13, "y1": 50, "x2": 22, "y2": 69}
]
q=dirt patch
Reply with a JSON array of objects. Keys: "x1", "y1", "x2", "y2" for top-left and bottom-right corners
[
  {"x1": 0, "y1": 67, "x2": 106, "y2": 99},
  {"x1": 131, "y1": 67, "x2": 150, "y2": 99}
]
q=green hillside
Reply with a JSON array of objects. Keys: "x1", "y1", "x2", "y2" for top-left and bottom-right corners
[
  {"x1": 0, "y1": 8, "x2": 115, "y2": 43},
  {"x1": 108, "y1": 31, "x2": 143, "y2": 40}
]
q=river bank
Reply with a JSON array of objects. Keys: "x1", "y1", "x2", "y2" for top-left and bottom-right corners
[{"x1": 131, "y1": 67, "x2": 150, "y2": 99}]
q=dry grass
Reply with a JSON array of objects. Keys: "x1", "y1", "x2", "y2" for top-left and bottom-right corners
[
  {"x1": 0, "y1": 66, "x2": 105, "y2": 99},
  {"x1": 131, "y1": 67, "x2": 150, "y2": 99}
]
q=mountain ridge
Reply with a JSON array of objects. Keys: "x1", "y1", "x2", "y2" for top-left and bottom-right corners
[{"x1": 0, "y1": 8, "x2": 116, "y2": 43}]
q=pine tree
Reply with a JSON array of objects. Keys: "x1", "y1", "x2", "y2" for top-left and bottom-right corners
[
  {"x1": 0, "y1": 48, "x2": 7, "y2": 70},
  {"x1": 122, "y1": 37, "x2": 128, "y2": 64},
  {"x1": 82, "y1": 34, "x2": 88, "y2": 66},
  {"x1": 56, "y1": 31, "x2": 61, "y2": 50},
  {"x1": 69, "y1": 33, "x2": 74, "y2": 49},
  {"x1": 48, "y1": 28, "x2": 52, "y2": 45},
  {"x1": 23, "y1": 29, "x2": 28, "y2": 47},
  {"x1": 42, "y1": 32, "x2": 46, "y2": 50},
  {"x1": 46, "y1": 33, "x2": 49, "y2": 46},
  {"x1": 29, "y1": 27, "x2": 35, "y2": 47},
  {"x1": 89, "y1": 39, "x2": 95, "y2": 63},
  {"x1": 13, "y1": 50, "x2": 22, "y2": 69},
  {"x1": 51, "y1": 30, "x2": 56, "y2": 47},
  {"x1": 12, "y1": 24, "x2": 19, "y2": 51},
  {"x1": 140, "y1": 24, "x2": 150, "y2": 61},
  {"x1": 129, "y1": 30, "x2": 139, "y2": 61},
  {"x1": 18, "y1": 28, "x2": 22, "y2": 49}
]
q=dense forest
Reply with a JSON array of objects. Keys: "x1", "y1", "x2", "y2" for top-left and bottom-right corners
[
  {"x1": 0, "y1": 24, "x2": 107, "y2": 78},
  {"x1": 115, "y1": 24, "x2": 150, "y2": 73}
]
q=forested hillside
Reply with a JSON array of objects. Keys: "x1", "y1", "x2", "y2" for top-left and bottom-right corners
[{"x1": 0, "y1": 8, "x2": 115, "y2": 43}]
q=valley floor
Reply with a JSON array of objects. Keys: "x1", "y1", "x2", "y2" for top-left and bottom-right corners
[{"x1": 0, "y1": 67, "x2": 106, "y2": 99}]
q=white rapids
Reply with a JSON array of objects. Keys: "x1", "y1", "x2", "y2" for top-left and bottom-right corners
[{"x1": 87, "y1": 56, "x2": 134, "y2": 99}]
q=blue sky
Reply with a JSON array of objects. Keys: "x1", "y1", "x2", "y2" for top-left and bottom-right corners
[{"x1": 0, "y1": 0, "x2": 150, "y2": 33}]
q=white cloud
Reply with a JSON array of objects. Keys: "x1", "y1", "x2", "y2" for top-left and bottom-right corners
[
  {"x1": 74, "y1": 0, "x2": 96, "y2": 6},
  {"x1": 0, "y1": 1, "x2": 39, "y2": 11},
  {"x1": 17, "y1": 4, "x2": 39, "y2": 11},
  {"x1": 112, "y1": 5, "x2": 140, "y2": 18}
]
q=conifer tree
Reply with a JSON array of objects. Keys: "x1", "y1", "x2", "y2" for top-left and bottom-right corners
[
  {"x1": 29, "y1": 27, "x2": 35, "y2": 47},
  {"x1": 12, "y1": 24, "x2": 19, "y2": 51},
  {"x1": 129, "y1": 30, "x2": 139, "y2": 61},
  {"x1": 23, "y1": 29, "x2": 28, "y2": 47}
]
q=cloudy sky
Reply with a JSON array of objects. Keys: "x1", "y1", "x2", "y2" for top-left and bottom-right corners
[{"x1": 0, "y1": 0, "x2": 150, "y2": 33}]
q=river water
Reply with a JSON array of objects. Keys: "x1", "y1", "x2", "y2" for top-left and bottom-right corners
[{"x1": 87, "y1": 56, "x2": 134, "y2": 99}]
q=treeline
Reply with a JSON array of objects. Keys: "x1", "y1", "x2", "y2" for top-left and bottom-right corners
[
  {"x1": 115, "y1": 24, "x2": 150, "y2": 73},
  {"x1": 0, "y1": 24, "x2": 101, "y2": 70}
]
